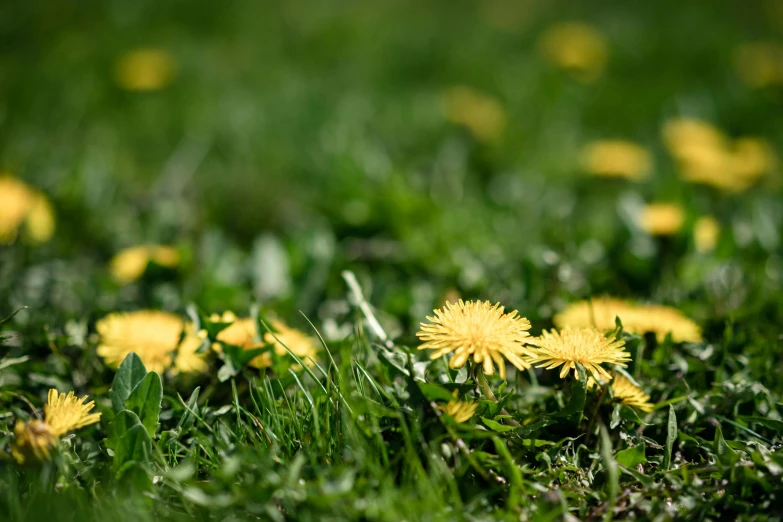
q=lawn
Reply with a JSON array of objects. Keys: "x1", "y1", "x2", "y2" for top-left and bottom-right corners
[{"x1": 2, "y1": 0, "x2": 783, "y2": 520}]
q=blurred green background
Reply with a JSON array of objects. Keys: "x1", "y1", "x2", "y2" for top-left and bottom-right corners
[{"x1": 2, "y1": 0, "x2": 782, "y2": 352}]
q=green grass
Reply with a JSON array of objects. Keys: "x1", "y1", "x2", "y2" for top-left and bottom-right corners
[{"x1": 2, "y1": 0, "x2": 783, "y2": 520}]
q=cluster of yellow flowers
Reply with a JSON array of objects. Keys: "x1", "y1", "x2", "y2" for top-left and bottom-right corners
[
  {"x1": 109, "y1": 244, "x2": 180, "y2": 285},
  {"x1": 95, "y1": 310, "x2": 319, "y2": 375},
  {"x1": 663, "y1": 118, "x2": 777, "y2": 192},
  {"x1": 416, "y1": 299, "x2": 679, "y2": 422},
  {"x1": 0, "y1": 176, "x2": 55, "y2": 244}
]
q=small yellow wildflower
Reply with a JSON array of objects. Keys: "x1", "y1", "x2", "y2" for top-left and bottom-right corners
[
  {"x1": 263, "y1": 319, "x2": 319, "y2": 370},
  {"x1": 734, "y1": 42, "x2": 783, "y2": 88},
  {"x1": 579, "y1": 140, "x2": 651, "y2": 180},
  {"x1": 96, "y1": 310, "x2": 183, "y2": 373},
  {"x1": 693, "y1": 216, "x2": 720, "y2": 253},
  {"x1": 0, "y1": 176, "x2": 55, "y2": 244},
  {"x1": 115, "y1": 49, "x2": 176, "y2": 92},
  {"x1": 526, "y1": 327, "x2": 630, "y2": 381},
  {"x1": 417, "y1": 300, "x2": 533, "y2": 379},
  {"x1": 554, "y1": 298, "x2": 702, "y2": 343},
  {"x1": 538, "y1": 22, "x2": 608, "y2": 82},
  {"x1": 609, "y1": 375, "x2": 654, "y2": 412},
  {"x1": 110, "y1": 244, "x2": 180, "y2": 284},
  {"x1": 12, "y1": 389, "x2": 101, "y2": 464},
  {"x1": 442, "y1": 398, "x2": 479, "y2": 424},
  {"x1": 442, "y1": 86, "x2": 507, "y2": 143},
  {"x1": 731, "y1": 137, "x2": 777, "y2": 180},
  {"x1": 638, "y1": 203, "x2": 685, "y2": 236}
]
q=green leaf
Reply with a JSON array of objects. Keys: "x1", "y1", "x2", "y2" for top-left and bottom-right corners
[
  {"x1": 110, "y1": 353, "x2": 148, "y2": 413},
  {"x1": 481, "y1": 417, "x2": 516, "y2": 433},
  {"x1": 713, "y1": 423, "x2": 740, "y2": 467},
  {"x1": 550, "y1": 364, "x2": 587, "y2": 418},
  {"x1": 125, "y1": 372, "x2": 163, "y2": 437},
  {"x1": 417, "y1": 382, "x2": 456, "y2": 402},
  {"x1": 599, "y1": 423, "x2": 618, "y2": 522},
  {"x1": 738, "y1": 416, "x2": 783, "y2": 435},
  {"x1": 663, "y1": 405, "x2": 677, "y2": 470},
  {"x1": 106, "y1": 410, "x2": 143, "y2": 451},
  {"x1": 616, "y1": 442, "x2": 647, "y2": 468},
  {"x1": 112, "y1": 424, "x2": 152, "y2": 473}
]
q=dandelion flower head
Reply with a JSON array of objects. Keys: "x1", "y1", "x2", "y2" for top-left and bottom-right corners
[
  {"x1": 693, "y1": 216, "x2": 720, "y2": 253},
  {"x1": 526, "y1": 326, "x2": 630, "y2": 381},
  {"x1": 609, "y1": 374, "x2": 654, "y2": 412},
  {"x1": 417, "y1": 300, "x2": 533, "y2": 379},
  {"x1": 96, "y1": 310, "x2": 183, "y2": 373},
  {"x1": 12, "y1": 389, "x2": 101, "y2": 464},
  {"x1": 115, "y1": 49, "x2": 176, "y2": 92},
  {"x1": 110, "y1": 244, "x2": 180, "y2": 285},
  {"x1": 580, "y1": 140, "x2": 651, "y2": 181},
  {"x1": 442, "y1": 397, "x2": 479, "y2": 424},
  {"x1": 442, "y1": 86, "x2": 507, "y2": 143},
  {"x1": 0, "y1": 176, "x2": 55, "y2": 244},
  {"x1": 262, "y1": 319, "x2": 319, "y2": 370},
  {"x1": 538, "y1": 22, "x2": 608, "y2": 81},
  {"x1": 638, "y1": 203, "x2": 685, "y2": 236}
]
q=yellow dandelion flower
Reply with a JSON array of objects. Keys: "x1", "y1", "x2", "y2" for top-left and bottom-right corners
[
  {"x1": 538, "y1": 22, "x2": 608, "y2": 82},
  {"x1": 173, "y1": 327, "x2": 209, "y2": 375},
  {"x1": 263, "y1": 319, "x2": 319, "y2": 370},
  {"x1": 115, "y1": 49, "x2": 176, "y2": 92},
  {"x1": 442, "y1": 86, "x2": 507, "y2": 143},
  {"x1": 553, "y1": 296, "x2": 637, "y2": 332},
  {"x1": 0, "y1": 176, "x2": 55, "y2": 244},
  {"x1": 554, "y1": 298, "x2": 702, "y2": 344},
  {"x1": 732, "y1": 137, "x2": 777, "y2": 181},
  {"x1": 579, "y1": 140, "x2": 651, "y2": 181},
  {"x1": 110, "y1": 244, "x2": 180, "y2": 284},
  {"x1": 416, "y1": 300, "x2": 533, "y2": 379},
  {"x1": 442, "y1": 398, "x2": 479, "y2": 424},
  {"x1": 638, "y1": 203, "x2": 685, "y2": 236},
  {"x1": 638, "y1": 305, "x2": 702, "y2": 343},
  {"x1": 609, "y1": 375, "x2": 654, "y2": 412},
  {"x1": 693, "y1": 216, "x2": 720, "y2": 253},
  {"x1": 734, "y1": 42, "x2": 783, "y2": 88},
  {"x1": 215, "y1": 317, "x2": 269, "y2": 368},
  {"x1": 12, "y1": 389, "x2": 101, "y2": 464},
  {"x1": 96, "y1": 310, "x2": 183, "y2": 373},
  {"x1": 526, "y1": 327, "x2": 630, "y2": 381}
]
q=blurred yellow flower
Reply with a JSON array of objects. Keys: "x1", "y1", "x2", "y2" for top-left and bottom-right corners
[
  {"x1": 663, "y1": 118, "x2": 776, "y2": 192},
  {"x1": 173, "y1": 327, "x2": 209, "y2": 375},
  {"x1": 110, "y1": 244, "x2": 180, "y2": 284},
  {"x1": 553, "y1": 297, "x2": 637, "y2": 332},
  {"x1": 693, "y1": 216, "x2": 720, "y2": 253},
  {"x1": 538, "y1": 22, "x2": 608, "y2": 81},
  {"x1": 638, "y1": 203, "x2": 685, "y2": 236},
  {"x1": 580, "y1": 140, "x2": 651, "y2": 180},
  {"x1": 263, "y1": 319, "x2": 319, "y2": 370},
  {"x1": 96, "y1": 310, "x2": 183, "y2": 373},
  {"x1": 609, "y1": 375, "x2": 654, "y2": 412},
  {"x1": 442, "y1": 397, "x2": 479, "y2": 424},
  {"x1": 0, "y1": 176, "x2": 55, "y2": 244},
  {"x1": 115, "y1": 49, "x2": 176, "y2": 92},
  {"x1": 734, "y1": 42, "x2": 783, "y2": 88},
  {"x1": 526, "y1": 327, "x2": 630, "y2": 381},
  {"x1": 215, "y1": 317, "x2": 267, "y2": 367},
  {"x1": 554, "y1": 297, "x2": 702, "y2": 343},
  {"x1": 442, "y1": 86, "x2": 507, "y2": 143},
  {"x1": 417, "y1": 300, "x2": 533, "y2": 379},
  {"x1": 12, "y1": 389, "x2": 101, "y2": 464}
]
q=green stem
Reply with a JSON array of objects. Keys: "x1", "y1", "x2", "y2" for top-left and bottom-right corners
[{"x1": 474, "y1": 365, "x2": 520, "y2": 427}]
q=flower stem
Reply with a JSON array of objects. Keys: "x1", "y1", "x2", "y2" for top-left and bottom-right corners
[
  {"x1": 474, "y1": 365, "x2": 520, "y2": 427},
  {"x1": 585, "y1": 378, "x2": 610, "y2": 445}
]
